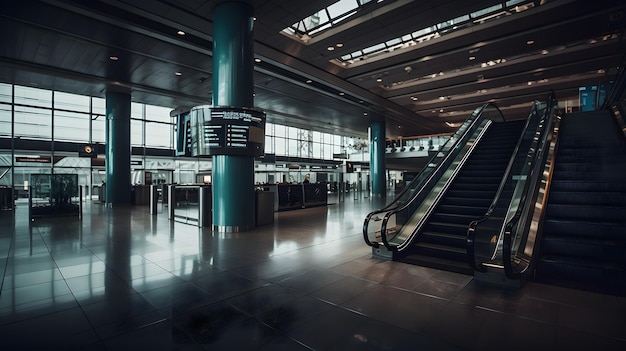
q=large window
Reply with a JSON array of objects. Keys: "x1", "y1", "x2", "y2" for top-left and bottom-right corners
[
  {"x1": 1, "y1": 83, "x2": 364, "y2": 169},
  {"x1": 14, "y1": 106, "x2": 52, "y2": 140},
  {"x1": 54, "y1": 110, "x2": 90, "y2": 142},
  {"x1": 264, "y1": 122, "x2": 362, "y2": 161}
]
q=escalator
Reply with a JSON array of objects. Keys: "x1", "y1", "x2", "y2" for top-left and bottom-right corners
[
  {"x1": 395, "y1": 120, "x2": 525, "y2": 274},
  {"x1": 533, "y1": 110, "x2": 626, "y2": 295}
]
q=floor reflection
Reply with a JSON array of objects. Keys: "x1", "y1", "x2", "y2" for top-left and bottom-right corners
[{"x1": 1, "y1": 193, "x2": 625, "y2": 349}]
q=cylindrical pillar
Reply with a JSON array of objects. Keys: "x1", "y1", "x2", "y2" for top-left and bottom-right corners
[
  {"x1": 212, "y1": 155, "x2": 255, "y2": 231},
  {"x1": 212, "y1": 2, "x2": 254, "y2": 107},
  {"x1": 211, "y1": 2, "x2": 256, "y2": 231},
  {"x1": 105, "y1": 91, "x2": 131, "y2": 206},
  {"x1": 369, "y1": 120, "x2": 386, "y2": 198}
]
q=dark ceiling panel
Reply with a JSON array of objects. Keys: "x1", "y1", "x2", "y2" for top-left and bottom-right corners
[{"x1": 1, "y1": 0, "x2": 625, "y2": 147}]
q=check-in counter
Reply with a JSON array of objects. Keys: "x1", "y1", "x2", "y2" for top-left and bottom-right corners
[
  {"x1": 265, "y1": 182, "x2": 328, "y2": 211},
  {"x1": 303, "y1": 182, "x2": 328, "y2": 208},
  {"x1": 132, "y1": 185, "x2": 151, "y2": 205}
]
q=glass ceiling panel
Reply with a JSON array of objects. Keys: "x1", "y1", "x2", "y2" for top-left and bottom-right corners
[
  {"x1": 327, "y1": 0, "x2": 358, "y2": 18},
  {"x1": 281, "y1": 0, "x2": 385, "y2": 39},
  {"x1": 470, "y1": 4, "x2": 503, "y2": 18},
  {"x1": 334, "y1": 1, "x2": 538, "y2": 66}
]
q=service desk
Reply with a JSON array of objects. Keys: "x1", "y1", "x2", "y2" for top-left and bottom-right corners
[{"x1": 268, "y1": 182, "x2": 327, "y2": 211}]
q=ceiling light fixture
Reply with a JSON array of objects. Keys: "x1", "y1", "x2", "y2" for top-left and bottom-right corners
[
  {"x1": 175, "y1": 72, "x2": 182, "y2": 76},
  {"x1": 306, "y1": 79, "x2": 312, "y2": 84},
  {"x1": 327, "y1": 46, "x2": 335, "y2": 51},
  {"x1": 109, "y1": 56, "x2": 119, "y2": 61},
  {"x1": 177, "y1": 30, "x2": 185, "y2": 36},
  {"x1": 527, "y1": 40, "x2": 535, "y2": 45},
  {"x1": 336, "y1": 43, "x2": 344, "y2": 48},
  {"x1": 469, "y1": 56, "x2": 476, "y2": 60},
  {"x1": 376, "y1": 78, "x2": 383, "y2": 82}
]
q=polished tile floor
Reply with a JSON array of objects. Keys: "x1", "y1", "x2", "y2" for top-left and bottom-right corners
[{"x1": 1, "y1": 193, "x2": 625, "y2": 350}]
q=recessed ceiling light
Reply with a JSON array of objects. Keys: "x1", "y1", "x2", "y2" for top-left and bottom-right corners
[
  {"x1": 327, "y1": 46, "x2": 335, "y2": 51},
  {"x1": 109, "y1": 56, "x2": 119, "y2": 61},
  {"x1": 376, "y1": 78, "x2": 382, "y2": 82},
  {"x1": 527, "y1": 40, "x2": 535, "y2": 45},
  {"x1": 363, "y1": 112, "x2": 368, "y2": 116},
  {"x1": 469, "y1": 56, "x2": 476, "y2": 60},
  {"x1": 410, "y1": 96, "x2": 418, "y2": 101},
  {"x1": 541, "y1": 50, "x2": 549, "y2": 55},
  {"x1": 336, "y1": 43, "x2": 344, "y2": 48},
  {"x1": 175, "y1": 72, "x2": 182, "y2": 76},
  {"x1": 177, "y1": 30, "x2": 185, "y2": 36},
  {"x1": 254, "y1": 58, "x2": 261, "y2": 63},
  {"x1": 339, "y1": 92, "x2": 345, "y2": 96},
  {"x1": 306, "y1": 79, "x2": 312, "y2": 84}
]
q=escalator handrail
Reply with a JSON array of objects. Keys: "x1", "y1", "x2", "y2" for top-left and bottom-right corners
[
  {"x1": 466, "y1": 100, "x2": 543, "y2": 272},
  {"x1": 502, "y1": 96, "x2": 559, "y2": 279},
  {"x1": 362, "y1": 103, "x2": 493, "y2": 247},
  {"x1": 373, "y1": 103, "x2": 505, "y2": 251}
]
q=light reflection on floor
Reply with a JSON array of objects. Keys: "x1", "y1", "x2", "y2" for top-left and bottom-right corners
[{"x1": 0, "y1": 193, "x2": 625, "y2": 350}]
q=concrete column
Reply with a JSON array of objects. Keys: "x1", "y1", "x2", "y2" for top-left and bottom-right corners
[
  {"x1": 105, "y1": 90, "x2": 131, "y2": 206},
  {"x1": 369, "y1": 120, "x2": 386, "y2": 197}
]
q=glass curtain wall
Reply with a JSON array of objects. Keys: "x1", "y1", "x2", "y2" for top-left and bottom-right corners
[{"x1": 0, "y1": 82, "x2": 371, "y2": 204}]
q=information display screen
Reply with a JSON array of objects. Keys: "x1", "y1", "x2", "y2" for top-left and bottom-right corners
[{"x1": 190, "y1": 106, "x2": 266, "y2": 157}]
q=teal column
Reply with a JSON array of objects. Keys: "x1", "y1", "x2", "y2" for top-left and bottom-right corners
[
  {"x1": 105, "y1": 91, "x2": 131, "y2": 206},
  {"x1": 211, "y1": 2, "x2": 255, "y2": 231},
  {"x1": 370, "y1": 120, "x2": 386, "y2": 197}
]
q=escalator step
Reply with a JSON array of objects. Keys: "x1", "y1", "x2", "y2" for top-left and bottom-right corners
[
  {"x1": 410, "y1": 242, "x2": 467, "y2": 260},
  {"x1": 452, "y1": 182, "x2": 499, "y2": 191},
  {"x1": 422, "y1": 221, "x2": 469, "y2": 236},
  {"x1": 436, "y1": 204, "x2": 488, "y2": 216},
  {"x1": 429, "y1": 212, "x2": 482, "y2": 224},
  {"x1": 453, "y1": 175, "x2": 504, "y2": 184},
  {"x1": 439, "y1": 197, "x2": 492, "y2": 207},
  {"x1": 444, "y1": 190, "x2": 496, "y2": 200},
  {"x1": 420, "y1": 231, "x2": 468, "y2": 247}
]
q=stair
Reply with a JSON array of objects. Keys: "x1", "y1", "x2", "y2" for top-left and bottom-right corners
[{"x1": 534, "y1": 110, "x2": 626, "y2": 296}]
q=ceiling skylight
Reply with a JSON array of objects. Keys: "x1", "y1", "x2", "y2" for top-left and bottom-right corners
[
  {"x1": 282, "y1": 0, "x2": 383, "y2": 41},
  {"x1": 334, "y1": 0, "x2": 537, "y2": 66}
]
